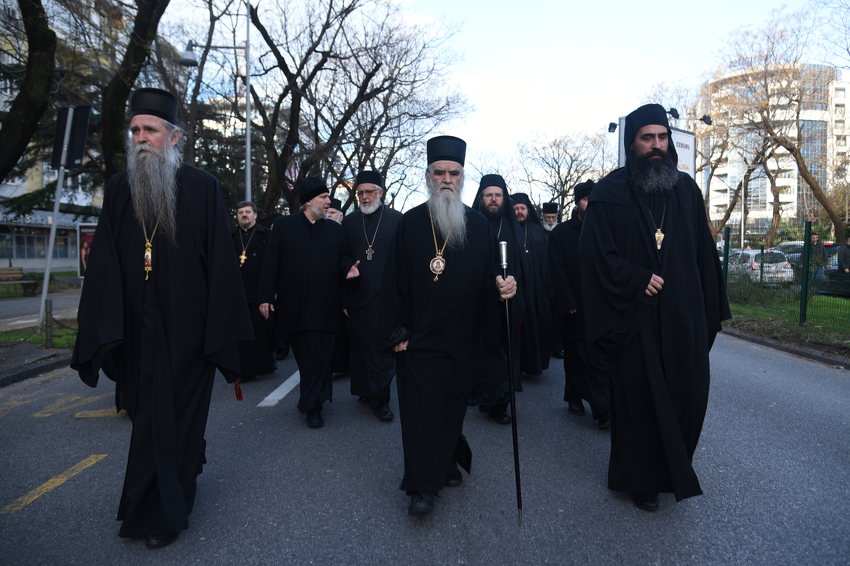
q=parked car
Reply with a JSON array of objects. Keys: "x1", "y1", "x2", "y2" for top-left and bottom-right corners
[
  {"x1": 771, "y1": 241, "x2": 805, "y2": 266},
  {"x1": 728, "y1": 250, "x2": 794, "y2": 285}
]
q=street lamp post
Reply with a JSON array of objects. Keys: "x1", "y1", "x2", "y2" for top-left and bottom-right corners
[{"x1": 179, "y1": 1, "x2": 251, "y2": 202}]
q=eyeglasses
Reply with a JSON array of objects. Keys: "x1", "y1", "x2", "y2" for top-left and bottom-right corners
[{"x1": 356, "y1": 189, "x2": 380, "y2": 198}]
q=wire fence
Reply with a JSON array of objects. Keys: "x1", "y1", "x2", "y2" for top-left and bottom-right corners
[{"x1": 719, "y1": 221, "x2": 850, "y2": 332}]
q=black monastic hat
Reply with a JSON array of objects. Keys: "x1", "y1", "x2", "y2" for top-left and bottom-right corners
[
  {"x1": 355, "y1": 170, "x2": 383, "y2": 188},
  {"x1": 574, "y1": 180, "x2": 595, "y2": 201},
  {"x1": 298, "y1": 177, "x2": 328, "y2": 204},
  {"x1": 542, "y1": 202, "x2": 558, "y2": 214},
  {"x1": 330, "y1": 197, "x2": 342, "y2": 210},
  {"x1": 478, "y1": 174, "x2": 507, "y2": 192},
  {"x1": 130, "y1": 88, "x2": 179, "y2": 124},
  {"x1": 427, "y1": 135, "x2": 466, "y2": 166}
]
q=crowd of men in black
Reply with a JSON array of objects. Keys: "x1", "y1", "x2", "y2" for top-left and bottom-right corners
[{"x1": 73, "y1": 88, "x2": 729, "y2": 548}]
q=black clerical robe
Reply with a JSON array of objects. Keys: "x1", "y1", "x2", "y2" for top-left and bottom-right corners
[
  {"x1": 258, "y1": 212, "x2": 355, "y2": 413},
  {"x1": 72, "y1": 163, "x2": 253, "y2": 538},
  {"x1": 232, "y1": 223, "x2": 276, "y2": 378},
  {"x1": 518, "y1": 220, "x2": 552, "y2": 376},
  {"x1": 579, "y1": 168, "x2": 730, "y2": 501},
  {"x1": 343, "y1": 205, "x2": 403, "y2": 401},
  {"x1": 378, "y1": 203, "x2": 505, "y2": 495},
  {"x1": 548, "y1": 212, "x2": 609, "y2": 419}
]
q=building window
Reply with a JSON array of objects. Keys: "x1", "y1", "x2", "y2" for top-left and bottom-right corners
[
  {"x1": 837, "y1": 120, "x2": 845, "y2": 131},
  {"x1": 836, "y1": 88, "x2": 846, "y2": 99},
  {"x1": 839, "y1": 136, "x2": 848, "y2": 148},
  {"x1": 837, "y1": 104, "x2": 846, "y2": 116}
]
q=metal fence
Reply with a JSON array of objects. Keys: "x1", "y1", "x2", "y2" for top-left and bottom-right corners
[{"x1": 719, "y1": 221, "x2": 850, "y2": 332}]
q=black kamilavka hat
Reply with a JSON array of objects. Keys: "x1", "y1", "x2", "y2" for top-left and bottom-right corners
[
  {"x1": 130, "y1": 88, "x2": 179, "y2": 124},
  {"x1": 427, "y1": 135, "x2": 466, "y2": 166}
]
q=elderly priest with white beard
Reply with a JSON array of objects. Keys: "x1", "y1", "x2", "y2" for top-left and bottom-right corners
[
  {"x1": 378, "y1": 135, "x2": 517, "y2": 516},
  {"x1": 72, "y1": 88, "x2": 253, "y2": 548}
]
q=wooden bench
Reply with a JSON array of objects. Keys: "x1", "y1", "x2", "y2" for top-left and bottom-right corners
[{"x1": 0, "y1": 267, "x2": 38, "y2": 296}]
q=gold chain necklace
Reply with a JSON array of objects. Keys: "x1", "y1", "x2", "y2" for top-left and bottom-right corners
[
  {"x1": 429, "y1": 211, "x2": 451, "y2": 282},
  {"x1": 523, "y1": 222, "x2": 529, "y2": 253},
  {"x1": 239, "y1": 225, "x2": 256, "y2": 266},
  {"x1": 647, "y1": 194, "x2": 667, "y2": 250},
  {"x1": 140, "y1": 202, "x2": 165, "y2": 280}
]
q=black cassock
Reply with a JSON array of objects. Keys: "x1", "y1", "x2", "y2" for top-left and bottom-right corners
[
  {"x1": 518, "y1": 220, "x2": 552, "y2": 376},
  {"x1": 343, "y1": 205, "x2": 402, "y2": 402},
  {"x1": 232, "y1": 224, "x2": 276, "y2": 378},
  {"x1": 71, "y1": 164, "x2": 252, "y2": 538},
  {"x1": 378, "y1": 204, "x2": 505, "y2": 494},
  {"x1": 580, "y1": 168, "x2": 730, "y2": 501},
  {"x1": 258, "y1": 213, "x2": 354, "y2": 413},
  {"x1": 471, "y1": 184, "x2": 525, "y2": 410},
  {"x1": 548, "y1": 212, "x2": 609, "y2": 419}
]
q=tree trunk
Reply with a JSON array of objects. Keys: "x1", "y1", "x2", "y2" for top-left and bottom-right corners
[
  {"x1": 0, "y1": 0, "x2": 56, "y2": 185},
  {"x1": 100, "y1": 0, "x2": 172, "y2": 182}
]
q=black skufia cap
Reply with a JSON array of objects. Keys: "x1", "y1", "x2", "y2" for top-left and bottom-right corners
[
  {"x1": 574, "y1": 180, "x2": 595, "y2": 201},
  {"x1": 298, "y1": 176, "x2": 328, "y2": 204},
  {"x1": 427, "y1": 135, "x2": 466, "y2": 166},
  {"x1": 355, "y1": 170, "x2": 383, "y2": 188},
  {"x1": 130, "y1": 88, "x2": 179, "y2": 124},
  {"x1": 330, "y1": 198, "x2": 342, "y2": 210}
]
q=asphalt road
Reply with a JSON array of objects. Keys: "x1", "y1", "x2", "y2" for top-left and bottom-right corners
[
  {"x1": 0, "y1": 289, "x2": 81, "y2": 332},
  {"x1": 0, "y1": 333, "x2": 848, "y2": 565}
]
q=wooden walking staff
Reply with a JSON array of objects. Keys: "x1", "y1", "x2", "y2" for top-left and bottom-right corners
[{"x1": 500, "y1": 241, "x2": 523, "y2": 526}]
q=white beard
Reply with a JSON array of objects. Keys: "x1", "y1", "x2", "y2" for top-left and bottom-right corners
[
  {"x1": 361, "y1": 201, "x2": 381, "y2": 215},
  {"x1": 425, "y1": 173, "x2": 467, "y2": 250},
  {"x1": 126, "y1": 136, "x2": 181, "y2": 246},
  {"x1": 543, "y1": 221, "x2": 556, "y2": 232}
]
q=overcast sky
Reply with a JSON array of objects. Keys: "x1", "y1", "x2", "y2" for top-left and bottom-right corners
[{"x1": 404, "y1": 0, "x2": 815, "y2": 164}]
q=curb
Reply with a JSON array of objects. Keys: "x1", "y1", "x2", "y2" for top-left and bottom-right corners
[
  {"x1": 0, "y1": 354, "x2": 73, "y2": 388},
  {"x1": 722, "y1": 328, "x2": 850, "y2": 370}
]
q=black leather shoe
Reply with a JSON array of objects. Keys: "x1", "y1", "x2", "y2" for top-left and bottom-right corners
[
  {"x1": 408, "y1": 492, "x2": 435, "y2": 515},
  {"x1": 306, "y1": 410, "x2": 324, "y2": 428},
  {"x1": 597, "y1": 413, "x2": 612, "y2": 429},
  {"x1": 488, "y1": 409, "x2": 511, "y2": 424},
  {"x1": 445, "y1": 465, "x2": 463, "y2": 487},
  {"x1": 568, "y1": 400, "x2": 586, "y2": 416},
  {"x1": 633, "y1": 492, "x2": 659, "y2": 512},
  {"x1": 374, "y1": 402, "x2": 394, "y2": 422},
  {"x1": 146, "y1": 532, "x2": 179, "y2": 549},
  {"x1": 467, "y1": 395, "x2": 478, "y2": 406},
  {"x1": 274, "y1": 344, "x2": 290, "y2": 360}
]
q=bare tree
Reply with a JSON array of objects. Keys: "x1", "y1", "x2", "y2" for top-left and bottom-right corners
[
  {"x1": 715, "y1": 5, "x2": 845, "y2": 243},
  {"x1": 0, "y1": 0, "x2": 56, "y2": 185}
]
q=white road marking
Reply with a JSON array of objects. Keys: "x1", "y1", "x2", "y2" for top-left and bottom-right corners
[{"x1": 258, "y1": 371, "x2": 300, "y2": 407}]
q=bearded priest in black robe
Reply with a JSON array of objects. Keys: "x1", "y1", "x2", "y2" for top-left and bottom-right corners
[
  {"x1": 378, "y1": 136, "x2": 517, "y2": 516},
  {"x1": 258, "y1": 177, "x2": 359, "y2": 428},
  {"x1": 232, "y1": 200, "x2": 276, "y2": 381},
  {"x1": 471, "y1": 174, "x2": 526, "y2": 425},
  {"x1": 71, "y1": 88, "x2": 253, "y2": 549},
  {"x1": 343, "y1": 170, "x2": 403, "y2": 421},
  {"x1": 580, "y1": 104, "x2": 730, "y2": 512},
  {"x1": 512, "y1": 193, "x2": 553, "y2": 377}
]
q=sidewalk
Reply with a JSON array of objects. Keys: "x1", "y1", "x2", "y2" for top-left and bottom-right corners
[{"x1": 0, "y1": 288, "x2": 80, "y2": 386}]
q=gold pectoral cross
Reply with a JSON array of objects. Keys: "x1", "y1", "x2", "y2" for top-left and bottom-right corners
[
  {"x1": 366, "y1": 246, "x2": 374, "y2": 261},
  {"x1": 655, "y1": 229, "x2": 665, "y2": 250},
  {"x1": 239, "y1": 251, "x2": 247, "y2": 266},
  {"x1": 144, "y1": 242, "x2": 153, "y2": 280}
]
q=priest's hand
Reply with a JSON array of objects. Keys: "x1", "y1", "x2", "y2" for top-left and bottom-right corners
[
  {"x1": 259, "y1": 302, "x2": 274, "y2": 319},
  {"x1": 346, "y1": 260, "x2": 361, "y2": 279},
  {"x1": 496, "y1": 275, "x2": 517, "y2": 300},
  {"x1": 393, "y1": 340, "x2": 409, "y2": 353},
  {"x1": 645, "y1": 274, "x2": 664, "y2": 296}
]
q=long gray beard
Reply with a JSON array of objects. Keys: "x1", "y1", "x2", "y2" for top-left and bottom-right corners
[
  {"x1": 426, "y1": 175, "x2": 467, "y2": 250},
  {"x1": 629, "y1": 150, "x2": 679, "y2": 194},
  {"x1": 126, "y1": 138, "x2": 181, "y2": 246},
  {"x1": 361, "y1": 201, "x2": 380, "y2": 215}
]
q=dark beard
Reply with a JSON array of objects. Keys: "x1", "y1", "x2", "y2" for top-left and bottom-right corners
[
  {"x1": 480, "y1": 201, "x2": 502, "y2": 220},
  {"x1": 629, "y1": 148, "x2": 679, "y2": 194},
  {"x1": 126, "y1": 136, "x2": 181, "y2": 246}
]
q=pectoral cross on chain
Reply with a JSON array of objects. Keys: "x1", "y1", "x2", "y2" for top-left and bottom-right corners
[{"x1": 366, "y1": 246, "x2": 374, "y2": 261}]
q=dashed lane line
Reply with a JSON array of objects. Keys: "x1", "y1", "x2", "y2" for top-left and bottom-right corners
[
  {"x1": 258, "y1": 371, "x2": 299, "y2": 407},
  {"x1": 1, "y1": 454, "x2": 107, "y2": 514}
]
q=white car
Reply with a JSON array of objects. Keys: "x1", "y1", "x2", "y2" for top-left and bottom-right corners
[{"x1": 728, "y1": 250, "x2": 794, "y2": 284}]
